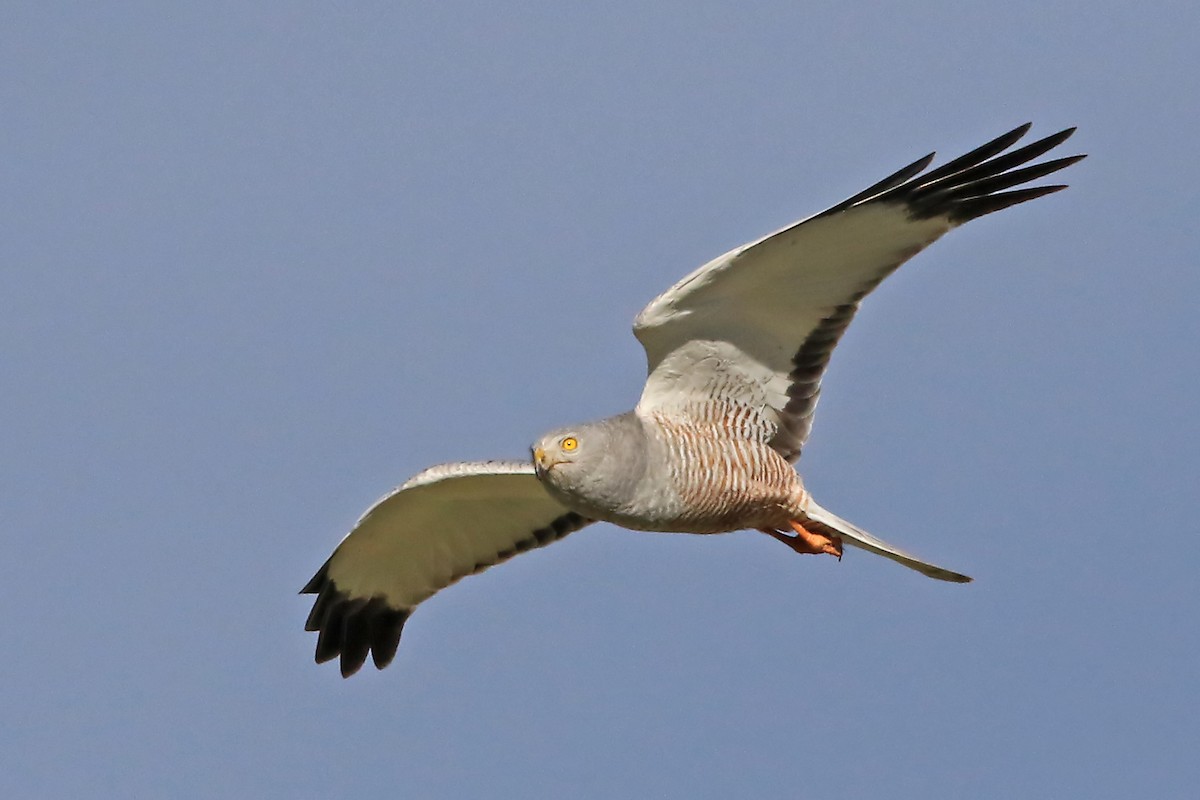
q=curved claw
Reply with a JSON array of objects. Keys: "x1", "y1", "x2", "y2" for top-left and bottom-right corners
[{"x1": 760, "y1": 521, "x2": 843, "y2": 559}]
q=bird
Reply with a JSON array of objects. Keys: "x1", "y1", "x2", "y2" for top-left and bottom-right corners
[{"x1": 301, "y1": 123, "x2": 1084, "y2": 677}]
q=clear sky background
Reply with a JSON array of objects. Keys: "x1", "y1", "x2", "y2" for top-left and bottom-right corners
[{"x1": 4, "y1": 2, "x2": 1197, "y2": 798}]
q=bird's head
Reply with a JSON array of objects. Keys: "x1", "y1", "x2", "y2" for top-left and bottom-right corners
[
  {"x1": 531, "y1": 428, "x2": 586, "y2": 481},
  {"x1": 531, "y1": 414, "x2": 646, "y2": 515}
]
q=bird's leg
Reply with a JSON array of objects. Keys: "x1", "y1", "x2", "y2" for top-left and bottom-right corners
[{"x1": 760, "y1": 520, "x2": 843, "y2": 559}]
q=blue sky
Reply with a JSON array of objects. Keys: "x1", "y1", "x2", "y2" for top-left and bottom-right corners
[{"x1": 4, "y1": 2, "x2": 1198, "y2": 797}]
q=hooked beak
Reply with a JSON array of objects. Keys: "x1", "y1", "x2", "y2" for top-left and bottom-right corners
[{"x1": 532, "y1": 446, "x2": 558, "y2": 477}]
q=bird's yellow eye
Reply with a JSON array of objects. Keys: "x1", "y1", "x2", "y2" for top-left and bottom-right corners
[{"x1": 561, "y1": 436, "x2": 578, "y2": 452}]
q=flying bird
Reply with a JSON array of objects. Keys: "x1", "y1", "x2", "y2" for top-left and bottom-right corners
[{"x1": 302, "y1": 123, "x2": 1084, "y2": 677}]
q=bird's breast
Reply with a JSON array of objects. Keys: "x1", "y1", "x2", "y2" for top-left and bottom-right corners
[{"x1": 627, "y1": 414, "x2": 803, "y2": 533}]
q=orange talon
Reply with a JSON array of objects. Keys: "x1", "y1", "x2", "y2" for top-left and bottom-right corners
[{"x1": 762, "y1": 520, "x2": 843, "y2": 559}]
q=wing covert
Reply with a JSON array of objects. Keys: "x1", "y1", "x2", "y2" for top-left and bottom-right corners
[{"x1": 300, "y1": 461, "x2": 592, "y2": 677}]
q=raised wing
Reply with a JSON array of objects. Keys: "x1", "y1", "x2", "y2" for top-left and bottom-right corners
[
  {"x1": 634, "y1": 124, "x2": 1084, "y2": 461},
  {"x1": 300, "y1": 461, "x2": 592, "y2": 677}
]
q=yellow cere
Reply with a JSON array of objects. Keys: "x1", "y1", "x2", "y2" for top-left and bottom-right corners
[{"x1": 561, "y1": 436, "x2": 578, "y2": 452}]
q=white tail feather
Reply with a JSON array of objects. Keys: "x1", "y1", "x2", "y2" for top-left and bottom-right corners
[{"x1": 803, "y1": 500, "x2": 972, "y2": 583}]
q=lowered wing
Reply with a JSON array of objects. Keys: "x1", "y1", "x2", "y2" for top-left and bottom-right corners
[{"x1": 301, "y1": 461, "x2": 592, "y2": 677}]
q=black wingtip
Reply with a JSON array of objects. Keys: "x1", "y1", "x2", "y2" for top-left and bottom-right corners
[
  {"x1": 877, "y1": 124, "x2": 1084, "y2": 222},
  {"x1": 820, "y1": 122, "x2": 1083, "y2": 224},
  {"x1": 369, "y1": 608, "x2": 409, "y2": 670},
  {"x1": 901, "y1": 123, "x2": 1033, "y2": 189},
  {"x1": 302, "y1": 565, "x2": 413, "y2": 677},
  {"x1": 314, "y1": 613, "x2": 344, "y2": 664},
  {"x1": 818, "y1": 151, "x2": 936, "y2": 217},
  {"x1": 340, "y1": 609, "x2": 372, "y2": 678},
  {"x1": 336, "y1": 599, "x2": 410, "y2": 677},
  {"x1": 950, "y1": 184, "x2": 1070, "y2": 221},
  {"x1": 300, "y1": 560, "x2": 329, "y2": 595}
]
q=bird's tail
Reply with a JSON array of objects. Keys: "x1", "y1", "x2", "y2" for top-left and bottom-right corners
[{"x1": 800, "y1": 499, "x2": 972, "y2": 583}]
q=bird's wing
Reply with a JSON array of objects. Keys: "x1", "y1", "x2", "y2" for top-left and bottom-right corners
[
  {"x1": 300, "y1": 461, "x2": 592, "y2": 677},
  {"x1": 634, "y1": 124, "x2": 1084, "y2": 461}
]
